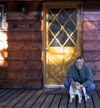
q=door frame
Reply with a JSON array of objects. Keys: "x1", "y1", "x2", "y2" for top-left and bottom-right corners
[{"x1": 42, "y1": 2, "x2": 83, "y2": 88}]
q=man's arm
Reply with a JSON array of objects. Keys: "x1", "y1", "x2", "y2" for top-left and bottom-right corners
[
  {"x1": 66, "y1": 65, "x2": 74, "y2": 84},
  {"x1": 82, "y1": 66, "x2": 93, "y2": 87}
]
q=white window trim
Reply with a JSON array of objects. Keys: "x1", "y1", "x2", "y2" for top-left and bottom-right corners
[{"x1": 0, "y1": 5, "x2": 4, "y2": 29}]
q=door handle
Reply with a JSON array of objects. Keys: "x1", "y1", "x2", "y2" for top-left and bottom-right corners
[{"x1": 45, "y1": 48, "x2": 48, "y2": 51}]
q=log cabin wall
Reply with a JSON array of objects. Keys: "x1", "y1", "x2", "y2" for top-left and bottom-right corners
[
  {"x1": 83, "y1": 2, "x2": 100, "y2": 89},
  {"x1": 0, "y1": 1, "x2": 43, "y2": 89},
  {"x1": 0, "y1": 1, "x2": 100, "y2": 89}
]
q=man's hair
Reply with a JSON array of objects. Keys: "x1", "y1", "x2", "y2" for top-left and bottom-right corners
[{"x1": 75, "y1": 56, "x2": 84, "y2": 63}]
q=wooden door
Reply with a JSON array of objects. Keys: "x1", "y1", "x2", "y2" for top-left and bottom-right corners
[{"x1": 44, "y1": 3, "x2": 82, "y2": 86}]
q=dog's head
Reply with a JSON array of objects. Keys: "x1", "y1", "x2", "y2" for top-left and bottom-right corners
[{"x1": 71, "y1": 82, "x2": 83, "y2": 90}]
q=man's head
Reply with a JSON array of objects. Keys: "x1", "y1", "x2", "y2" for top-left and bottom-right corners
[{"x1": 75, "y1": 56, "x2": 84, "y2": 70}]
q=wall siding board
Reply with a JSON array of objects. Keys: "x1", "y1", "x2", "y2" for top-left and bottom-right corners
[
  {"x1": 0, "y1": 31, "x2": 41, "y2": 42},
  {"x1": 7, "y1": 71, "x2": 42, "y2": 80},
  {"x1": 83, "y1": 22, "x2": 100, "y2": 31},
  {"x1": 84, "y1": 12, "x2": 100, "y2": 21},
  {"x1": 0, "y1": 51, "x2": 41, "y2": 61},
  {"x1": 85, "y1": 61, "x2": 100, "y2": 72},
  {"x1": 83, "y1": 52, "x2": 100, "y2": 61},
  {"x1": 6, "y1": 32, "x2": 42, "y2": 41},
  {"x1": 93, "y1": 72, "x2": 100, "y2": 81},
  {"x1": 0, "y1": 80, "x2": 42, "y2": 89},
  {"x1": 83, "y1": 31, "x2": 100, "y2": 36},
  {"x1": 83, "y1": 35, "x2": 100, "y2": 41},
  {"x1": 6, "y1": 12, "x2": 41, "y2": 21},
  {"x1": 0, "y1": 41, "x2": 42, "y2": 51},
  {"x1": 0, "y1": 61, "x2": 42, "y2": 71},
  {"x1": 83, "y1": 41, "x2": 100, "y2": 51}
]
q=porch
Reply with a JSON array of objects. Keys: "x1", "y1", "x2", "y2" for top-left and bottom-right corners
[{"x1": 0, "y1": 88, "x2": 100, "y2": 108}]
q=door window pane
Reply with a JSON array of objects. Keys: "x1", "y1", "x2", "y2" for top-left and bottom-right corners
[{"x1": 48, "y1": 8, "x2": 77, "y2": 47}]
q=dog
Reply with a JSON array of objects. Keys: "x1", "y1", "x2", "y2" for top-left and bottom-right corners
[{"x1": 69, "y1": 82, "x2": 88, "y2": 103}]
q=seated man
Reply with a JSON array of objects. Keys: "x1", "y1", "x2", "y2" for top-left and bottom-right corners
[{"x1": 64, "y1": 56, "x2": 95, "y2": 98}]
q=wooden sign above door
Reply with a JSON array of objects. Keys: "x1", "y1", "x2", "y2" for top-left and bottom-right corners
[{"x1": 4, "y1": 21, "x2": 41, "y2": 31}]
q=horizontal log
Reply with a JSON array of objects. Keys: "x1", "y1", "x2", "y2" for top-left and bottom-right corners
[
  {"x1": 94, "y1": 82, "x2": 100, "y2": 90},
  {"x1": 0, "y1": 61, "x2": 42, "y2": 71},
  {"x1": 0, "y1": 79, "x2": 42, "y2": 89},
  {"x1": 83, "y1": 2, "x2": 100, "y2": 10},
  {"x1": 93, "y1": 72, "x2": 100, "y2": 81},
  {"x1": 0, "y1": 41, "x2": 42, "y2": 51},
  {"x1": 83, "y1": 35, "x2": 100, "y2": 41},
  {"x1": 83, "y1": 31, "x2": 100, "y2": 41},
  {"x1": 0, "y1": 31, "x2": 41, "y2": 42},
  {"x1": 85, "y1": 61, "x2": 100, "y2": 71},
  {"x1": 83, "y1": 11, "x2": 100, "y2": 21},
  {"x1": 83, "y1": 51, "x2": 100, "y2": 61},
  {"x1": 7, "y1": 70, "x2": 43, "y2": 80},
  {"x1": 83, "y1": 30, "x2": 100, "y2": 36},
  {"x1": 0, "y1": 71, "x2": 7, "y2": 79},
  {"x1": 83, "y1": 21, "x2": 100, "y2": 31},
  {"x1": 4, "y1": 1, "x2": 42, "y2": 12},
  {"x1": 83, "y1": 41, "x2": 100, "y2": 51},
  {"x1": 0, "y1": 50, "x2": 41, "y2": 60},
  {"x1": 6, "y1": 12, "x2": 41, "y2": 21}
]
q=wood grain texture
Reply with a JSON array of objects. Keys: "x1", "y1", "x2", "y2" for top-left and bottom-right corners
[
  {"x1": 0, "y1": 41, "x2": 42, "y2": 51},
  {"x1": 0, "y1": 61, "x2": 42, "y2": 71},
  {"x1": 7, "y1": 70, "x2": 42, "y2": 80},
  {"x1": 85, "y1": 61, "x2": 100, "y2": 71},
  {"x1": 83, "y1": 11, "x2": 100, "y2": 21},
  {"x1": 6, "y1": 12, "x2": 41, "y2": 21},
  {"x1": 83, "y1": 22, "x2": 100, "y2": 31},
  {"x1": 83, "y1": 31, "x2": 100, "y2": 36},
  {"x1": 1, "y1": 51, "x2": 41, "y2": 60},
  {"x1": 0, "y1": 80, "x2": 43, "y2": 88},
  {"x1": 4, "y1": 31, "x2": 42, "y2": 41},
  {"x1": 83, "y1": 40, "x2": 100, "y2": 51},
  {"x1": 83, "y1": 51, "x2": 100, "y2": 61}
]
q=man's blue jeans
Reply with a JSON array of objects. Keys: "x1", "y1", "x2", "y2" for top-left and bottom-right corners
[{"x1": 64, "y1": 81, "x2": 95, "y2": 96}]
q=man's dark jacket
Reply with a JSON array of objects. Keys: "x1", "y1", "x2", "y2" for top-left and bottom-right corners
[{"x1": 66, "y1": 64, "x2": 93, "y2": 87}]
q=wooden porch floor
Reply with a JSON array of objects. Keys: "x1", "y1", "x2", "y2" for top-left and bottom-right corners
[{"x1": 0, "y1": 89, "x2": 100, "y2": 108}]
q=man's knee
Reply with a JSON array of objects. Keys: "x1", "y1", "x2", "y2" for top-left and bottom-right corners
[
  {"x1": 87, "y1": 83, "x2": 96, "y2": 91},
  {"x1": 64, "y1": 81, "x2": 70, "y2": 89}
]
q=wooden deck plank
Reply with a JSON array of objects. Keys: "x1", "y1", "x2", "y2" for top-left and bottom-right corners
[
  {"x1": 0, "y1": 89, "x2": 17, "y2": 103},
  {"x1": 92, "y1": 91, "x2": 100, "y2": 108},
  {"x1": 14, "y1": 90, "x2": 36, "y2": 108},
  {"x1": 50, "y1": 95, "x2": 62, "y2": 108},
  {"x1": 67, "y1": 97, "x2": 76, "y2": 108},
  {"x1": 40, "y1": 95, "x2": 55, "y2": 108},
  {"x1": 59, "y1": 95, "x2": 68, "y2": 108},
  {"x1": 0, "y1": 89, "x2": 10, "y2": 98},
  {"x1": 0, "y1": 89, "x2": 5, "y2": 93},
  {"x1": 97, "y1": 91, "x2": 100, "y2": 98},
  {"x1": 0, "y1": 90, "x2": 24, "y2": 108},
  {"x1": 85, "y1": 96, "x2": 94, "y2": 108},
  {"x1": 77, "y1": 97, "x2": 85, "y2": 108},
  {"x1": 31, "y1": 91, "x2": 47, "y2": 108},
  {"x1": 22, "y1": 90, "x2": 43, "y2": 108},
  {"x1": 4, "y1": 90, "x2": 29, "y2": 108}
]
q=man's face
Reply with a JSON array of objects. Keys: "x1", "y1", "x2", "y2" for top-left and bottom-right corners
[{"x1": 76, "y1": 59, "x2": 83, "y2": 70}]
